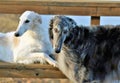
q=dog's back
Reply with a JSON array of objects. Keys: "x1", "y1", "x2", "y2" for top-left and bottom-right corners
[{"x1": 0, "y1": 32, "x2": 14, "y2": 62}]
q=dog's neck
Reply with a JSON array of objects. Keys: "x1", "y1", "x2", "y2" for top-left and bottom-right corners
[
  {"x1": 22, "y1": 24, "x2": 50, "y2": 42},
  {"x1": 62, "y1": 26, "x2": 93, "y2": 62},
  {"x1": 64, "y1": 26, "x2": 89, "y2": 49}
]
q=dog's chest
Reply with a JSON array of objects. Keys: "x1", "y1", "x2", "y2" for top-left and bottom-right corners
[{"x1": 14, "y1": 36, "x2": 52, "y2": 55}]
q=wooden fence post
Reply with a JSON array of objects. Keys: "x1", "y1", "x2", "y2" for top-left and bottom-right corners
[{"x1": 91, "y1": 16, "x2": 100, "y2": 25}]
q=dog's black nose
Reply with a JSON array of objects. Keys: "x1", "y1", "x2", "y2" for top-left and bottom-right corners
[
  {"x1": 14, "y1": 33, "x2": 20, "y2": 37},
  {"x1": 55, "y1": 48, "x2": 60, "y2": 53}
]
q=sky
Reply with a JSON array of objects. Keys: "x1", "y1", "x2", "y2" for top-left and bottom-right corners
[
  {"x1": 41, "y1": 15, "x2": 120, "y2": 28},
  {"x1": 100, "y1": 16, "x2": 120, "y2": 25}
]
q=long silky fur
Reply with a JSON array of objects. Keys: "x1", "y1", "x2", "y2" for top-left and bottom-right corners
[{"x1": 49, "y1": 16, "x2": 120, "y2": 83}]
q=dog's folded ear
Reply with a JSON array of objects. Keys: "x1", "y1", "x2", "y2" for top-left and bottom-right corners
[
  {"x1": 35, "y1": 13, "x2": 42, "y2": 24},
  {"x1": 49, "y1": 27, "x2": 53, "y2": 39},
  {"x1": 49, "y1": 18, "x2": 54, "y2": 29},
  {"x1": 38, "y1": 15, "x2": 42, "y2": 24},
  {"x1": 49, "y1": 18, "x2": 54, "y2": 39},
  {"x1": 67, "y1": 17, "x2": 77, "y2": 28}
]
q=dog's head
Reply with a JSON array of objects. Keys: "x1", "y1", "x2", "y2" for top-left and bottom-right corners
[
  {"x1": 15, "y1": 11, "x2": 42, "y2": 37},
  {"x1": 49, "y1": 15, "x2": 77, "y2": 53}
]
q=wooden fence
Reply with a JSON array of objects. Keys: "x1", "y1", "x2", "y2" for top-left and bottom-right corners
[{"x1": 0, "y1": 0, "x2": 120, "y2": 78}]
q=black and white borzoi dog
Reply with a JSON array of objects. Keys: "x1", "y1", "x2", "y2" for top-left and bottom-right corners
[
  {"x1": 49, "y1": 15, "x2": 120, "y2": 83},
  {"x1": 13, "y1": 11, "x2": 57, "y2": 66}
]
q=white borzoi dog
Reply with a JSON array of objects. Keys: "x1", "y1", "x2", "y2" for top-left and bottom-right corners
[
  {"x1": 12, "y1": 11, "x2": 57, "y2": 66},
  {"x1": 0, "y1": 32, "x2": 14, "y2": 62}
]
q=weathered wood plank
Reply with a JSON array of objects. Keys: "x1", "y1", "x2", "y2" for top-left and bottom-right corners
[
  {"x1": 0, "y1": 4, "x2": 97, "y2": 15},
  {"x1": 0, "y1": 1, "x2": 120, "y2": 16},
  {"x1": 97, "y1": 8, "x2": 120, "y2": 16},
  {"x1": 0, "y1": 62, "x2": 66, "y2": 78},
  {"x1": 0, "y1": 69, "x2": 66, "y2": 78},
  {"x1": 0, "y1": 1, "x2": 120, "y2": 7},
  {"x1": 0, "y1": 62, "x2": 56, "y2": 69},
  {"x1": 0, "y1": 5, "x2": 49, "y2": 14},
  {"x1": 49, "y1": 6, "x2": 96, "y2": 15}
]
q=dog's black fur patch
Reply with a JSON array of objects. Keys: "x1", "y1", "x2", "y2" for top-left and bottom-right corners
[
  {"x1": 64, "y1": 25, "x2": 120, "y2": 81},
  {"x1": 49, "y1": 16, "x2": 120, "y2": 82}
]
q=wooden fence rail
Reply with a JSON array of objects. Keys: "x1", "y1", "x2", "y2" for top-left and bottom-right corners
[
  {"x1": 0, "y1": 0, "x2": 120, "y2": 25},
  {"x1": 0, "y1": 0, "x2": 120, "y2": 78},
  {"x1": 0, "y1": 62, "x2": 66, "y2": 78}
]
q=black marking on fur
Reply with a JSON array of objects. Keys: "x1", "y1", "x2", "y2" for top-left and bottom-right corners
[{"x1": 50, "y1": 15, "x2": 120, "y2": 82}]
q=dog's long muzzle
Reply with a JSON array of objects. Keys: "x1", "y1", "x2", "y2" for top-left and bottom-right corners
[
  {"x1": 54, "y1": 35, "x2": 65, "y2": 53},
  {"x1": 55, "y1": 42, "x2": 62, "y2": 53},
  {"x1": 14, "y1": 32, "x2": 20, "y2": 37}
]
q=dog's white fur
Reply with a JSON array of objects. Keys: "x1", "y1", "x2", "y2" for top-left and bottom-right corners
[
  {"x1": 0, "y1": 11, "x2": 57, "y2": 66},
  {"x1": 13, "y1": 11, "x2": 57, "y2": 66},
  {"x1": 0, "y1": 32, "x2": 14, "y2": 62}
]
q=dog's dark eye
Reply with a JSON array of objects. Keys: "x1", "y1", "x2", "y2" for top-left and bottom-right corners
[
  {"x1": 54, "y1": 28, "x2": 59, "y2": 33},
  {"x1": 24, "y1": 20, "x2": 30, "y2": 23},
  {"x1": 63, "y1": 30, "x2": 67, "y2": 34}
]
